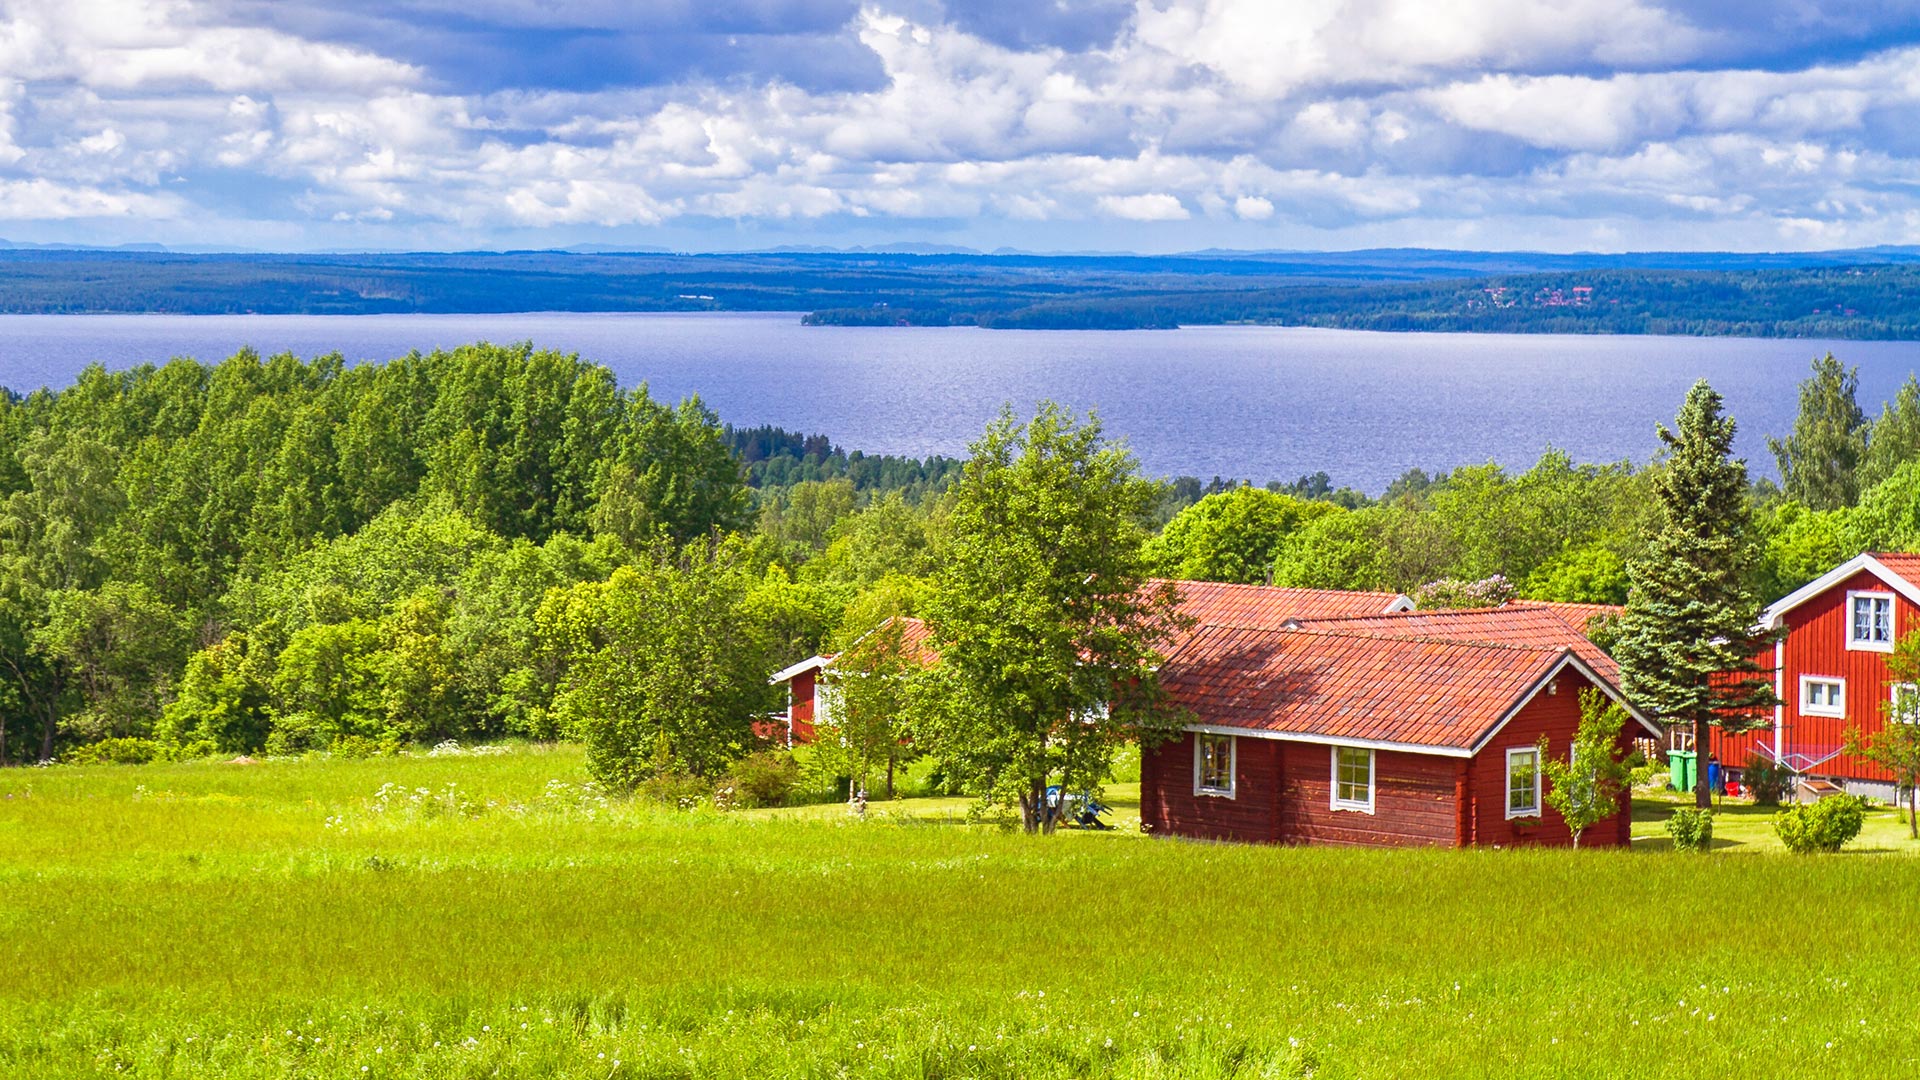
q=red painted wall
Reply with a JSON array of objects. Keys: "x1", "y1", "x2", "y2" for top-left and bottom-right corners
[
  {"x1": 788, "y1": 669, "x2": 818, "y2": 744},
  {"x1": 1140, "y1": 668, "x2": 1635, "y2": 849},
  {"x1": 1716, "y1": 569, "x2": 1918, "y2": 783}
]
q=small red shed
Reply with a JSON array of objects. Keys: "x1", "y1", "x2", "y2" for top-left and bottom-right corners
[
  {"x1": 764, "y1": 616, "x2": 934, "y2": 746},
  {"x1": 1142, "y1": 626, "x2": 1661, "y2": 848}
]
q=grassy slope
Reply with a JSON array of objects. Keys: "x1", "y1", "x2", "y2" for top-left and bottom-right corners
[{"x1": 2, "y1": 748, "x2": 1917, "y2": 1079}]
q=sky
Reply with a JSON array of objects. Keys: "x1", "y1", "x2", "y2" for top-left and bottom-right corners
[{"x1": 2, "y1": 0, "x2": 1920, "y2": 253}]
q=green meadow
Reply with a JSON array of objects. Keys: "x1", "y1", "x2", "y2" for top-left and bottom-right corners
[{"x1": 5, "y1": 747, "x2": 1918, "y2": 1079}]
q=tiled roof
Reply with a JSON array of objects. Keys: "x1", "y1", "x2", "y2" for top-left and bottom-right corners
[
  {"x1": 1162, "y1": 626, "x2": 1569, "y2": 752},
  {"x1": 1293, "y1": 606, "x2": 1618, "y2": 683},
  {"x1": 1158, "y1": 579, "x2": 1407, "y2": 651},
  {"x1": 1872, "y1": 552, "x2": 1920, "y2": 594},
  {"x1": 1506, "y1": 600, "x2": 1624, "y2": 632}
]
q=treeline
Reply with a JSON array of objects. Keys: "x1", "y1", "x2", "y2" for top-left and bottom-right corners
[
  {"x1": 832, "y1": 266, "x2": 1920, "y2": 338},
  {"x1": 727, "y1": 424, "x2": 964, "y2": 501}
]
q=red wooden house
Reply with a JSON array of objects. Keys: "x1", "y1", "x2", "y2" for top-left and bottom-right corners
[
  {"x1": 1713, "y1": 552, "x2": 1920, "y2": 796},
  {"x1": 1141, "y1": 622, "x2": 1659, "y2": 847},
  {"x1": 764, "y1": 617, "x2": 934, "y2": 746}
]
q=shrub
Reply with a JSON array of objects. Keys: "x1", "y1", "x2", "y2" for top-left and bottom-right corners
[
  {"x1": 1774, "y1": 795, "x2": 1868, "y2": 854},
  {"x1": 1743, "y1": 753, "x2": 1796, "y2": 807},
  {"x1": 635, "y1": 772, "x2": 714, "y2": 810},
  {"x1": 727, "y1": 750, "x2": 800, "y2": 809},
  {"x1": 1665, "y1": 807, "x2": 1714, "y2": 852},
  {"x1": 61, "y1": 737, "x2": 167, "y2": 766}
]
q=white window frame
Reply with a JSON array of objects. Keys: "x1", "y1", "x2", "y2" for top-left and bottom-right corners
[
  {"x1": 1329, "y1": 745, "x2": 1375, "y2": 814},
  {"x1": 1505, "y1": 746, "x2": 1542, "y2": 820},
  {"x1": 1193, "y1": 733, "x2": 1236, "y2": 798},
  {"x1": 1846, "y1": 590, "x2": 1896, "y2": 653},
  {"x1": 1800, "y1": 675, "x2": 1846, "y2": 719},
  {"x1": 1893, "y1": 682, "x2": 1920, "y2": 724}
]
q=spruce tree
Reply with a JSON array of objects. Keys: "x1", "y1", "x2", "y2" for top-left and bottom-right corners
[
  {"x1": 1614, "y1": 381, "x2": 1776, "y2": 810},
  {"x1": 1860, "y1": 374, "x2": 1920, "y2": 493},
  {"x1": 1767, "y1": 353, "x2": 1867, "y2": 510}
]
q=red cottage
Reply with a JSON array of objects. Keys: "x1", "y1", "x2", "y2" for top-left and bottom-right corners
[
  {"x1": 763, "y1": 617, "x2": 934, "y2": 746},
  {"x1": 1142, "y1": 626, "x2": 1660, "y2": 847},
  {"x1": 1714, "y1": 553, "x2": 1920, "y2": 796}
]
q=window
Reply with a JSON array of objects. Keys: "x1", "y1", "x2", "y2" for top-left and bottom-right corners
[
  {"x1": 1801, "y1": 676, "x2": 1846, "y2": 718},
  {"x1": 1848, "y1": 591, "x2": 1895, "y2": 652},
  {"x1": 1330, "y1": 746, "x2": 1374, "y2": 813},
  {"x1": 1194, "y1": 733, "x2": 1235, "y2": 797},
  {"x1": 1893, "y1": 683, "x2": 1920, "y2": 724},
  {"x1": 1506, "y1": 747, "x2": 1541, "y2": 819}
]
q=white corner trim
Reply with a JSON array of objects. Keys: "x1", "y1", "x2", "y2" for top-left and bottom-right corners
[
  {"x1": 769, "y1": 654, "x2": 832, "y2": 684},
  {"x1": 1844, "y1": 590, "x2": 1897, "y2": 653},
  {"x1": 1504, "y1": 746, "x2": 1542, "y2": 820},
  {"x1": 1799, "y1": 674, "x2": 1846, "y2": 719},
  {"x1": 1763, "y1": 554, "x2": 1920, "y2": 629},
  {"x1": 1329, "y1": 745, "x2": 1376, "y2": 814},
  {"x1": 1383, "y1": 594, "x2": 1417, "y2": 613},
  {"x1": 1193, "y1": 732, "x2": 1237, "y2": 798}
]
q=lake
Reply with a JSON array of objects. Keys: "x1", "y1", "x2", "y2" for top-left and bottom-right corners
[{"x1": 2, "y1": 311, "x2": 1916, "y2": 493}]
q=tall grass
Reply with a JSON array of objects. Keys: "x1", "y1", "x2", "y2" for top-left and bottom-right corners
[{"x1": 3, "y1": 748, "x2": 1916, "y2": 1078}]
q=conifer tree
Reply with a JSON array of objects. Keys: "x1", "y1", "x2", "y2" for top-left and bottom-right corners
[
  {"x1": 1860, "y1": 374, "x2": 1920, "y2": 493},
  {"x1": 1614, "y1": 381, "x2": 1776, "y2": 810},
  {"x1": 1767, "y1": 353, "x2": 1867, "y2": 510}
]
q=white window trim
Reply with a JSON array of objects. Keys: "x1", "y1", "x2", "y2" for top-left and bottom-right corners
[
  {"x1": 1799, "y1": 675, "x2": 1846, "y2": 719},
  {"x1": 1193, "y1": 733, "x2": 1236, "y2": 798},
  {"x1": 1329, "y1": 745, "x2": 1375, "y2": 814},
  {"x1": 1504, "y1": 746, "x2": 1542, "y2": 820},
  {"x1": 1893, "y1": 682, "x2": 1920, "y2": 723},
  {"x1": 1846, "y1": 590, "x2": 1897, "y2": 653}
]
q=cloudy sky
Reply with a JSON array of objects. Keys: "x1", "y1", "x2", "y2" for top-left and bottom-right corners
[{"x1": 3, "y1": 0, "x2": 1919, "y2": 252}]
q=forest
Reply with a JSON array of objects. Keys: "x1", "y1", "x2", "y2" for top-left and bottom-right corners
[
  {"x1": 2, "y1": 344, "x2": 1918, "y2": 791},
  {"x1": 2, "y1": 248, "x2": 1919, "y2": 339}
]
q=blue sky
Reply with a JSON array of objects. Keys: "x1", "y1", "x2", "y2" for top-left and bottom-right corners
[{"x1": 3, "y1": 0, "x2": 1919, "y2": 253}]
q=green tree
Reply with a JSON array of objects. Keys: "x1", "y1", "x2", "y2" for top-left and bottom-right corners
[
  {"x1": 1843, "y1": 632, "x2": 1920, "y2": 839},
  {"x1": 1522, "y1": 542, "x2": 1629, "y2": 604},
  {"x1": 157, "y1": 633, "x2": 273, "y2": 754},
  {"x1": 815, "y1": 617, "x2": 921, "y2": 798},
  {"x1": 1768, "y1": 353, "x2": 1867, "y2": 510},
  {"x1": 1754, "y1": 501, "x2": 1853, "y2": 601},
  {"x1": 1144, "y1": 486, "x2": 1339, "y2": 584},
  {"x1": 270, "y1": 619, "x2": 387, "y2": 750},
  {"x1": 1269, "y1": 507, "x2": 1391, "y2": 590},
  {"x1": 1537, "y1": 689, "x2": 1633, "y2": 848},
  {"x1": 919, "y1": 403, "x2": 1188, "y2": 833},
  {"x1": 1860, "y1": 374, "x2": 1920, "y2": 491},
  {"x1": 1846, "y1": 460, "x2": 1920, "y2": 553},
  {"x1": 1613, "y1": 381, "x2": 1777, "y2": 810},
  {"x1": 32, "y1": 582, "x2": 189, "y2": 745},
  {"x1": 538, "y1": 540, "x2": 776, "y2": 789}
]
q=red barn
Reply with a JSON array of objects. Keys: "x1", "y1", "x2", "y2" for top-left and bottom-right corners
[
  {"x1": 1142, "y1": 624, "x2": 1660, "y2": 847},
  {"x1": 1714, "y1": 552, "x2": 1920, "y2": 795}
]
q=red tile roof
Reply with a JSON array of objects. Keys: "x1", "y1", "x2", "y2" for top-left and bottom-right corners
[
  {"x1": 1872, "y1": 552, "x2": 1920, "y2": 593},
  {"x1": 1158, "y1": 579, "x2": 1407, "y2": 651},
  {"x1": 1162, "y1": 626, "x2": 1570, "y2": 752},
  {"x1": 1506, "y1": 600, "x2": 1624, "y2": 632},
  {"x1": 1292, "y1": 606, "x2": 1618, "y2": 683}
]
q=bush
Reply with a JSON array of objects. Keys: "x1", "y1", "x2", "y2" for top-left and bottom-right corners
[
  {"x1": 1774, "y1": 795, "x2": 1868, "y2": 854},
  {"x1": 727, "y1": 750, "x2": 801, "y2": 809},
  {"x1": 1743, "y1": 753, "x2": 1796, "y2": 807},
  {"x1": 1665, "y1": 807, "x2": 1714, "y2": 852},
  {"x1": 61, "y1": 737, "x2": 167, "y2": 766},
  {"x1": 634, "y1": 772, "x2": 714, "y2": 810}
]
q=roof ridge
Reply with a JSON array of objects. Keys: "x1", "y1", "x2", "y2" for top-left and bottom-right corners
[{"x1": 1196, "y1": 622, "x2": 1572, "y2": 656}]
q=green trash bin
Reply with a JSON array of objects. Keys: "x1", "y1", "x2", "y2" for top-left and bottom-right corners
[{"x1": 1669, "y1": 750, "x2": 1697, "y2": 795}]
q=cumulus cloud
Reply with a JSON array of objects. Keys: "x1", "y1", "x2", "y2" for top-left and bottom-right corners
[{"x1": 0, "y1": 0, "x2": 1918, "y2": 247}]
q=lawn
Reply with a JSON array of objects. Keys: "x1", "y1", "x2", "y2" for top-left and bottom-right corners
[{"x1": 4, "y1": 746, "x2": 1918, "y2": 1079}]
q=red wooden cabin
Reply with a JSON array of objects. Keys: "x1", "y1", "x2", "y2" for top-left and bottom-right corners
[
  {"x1": 1714, "y1": 552, "x2": 1920, "y2": 795},
  {"x1": 1141, "y1": 624, "x2": 1660, "y2": 847},
  {"x1": 763, "y1": 617, "x2": 934, "y2": 746}
]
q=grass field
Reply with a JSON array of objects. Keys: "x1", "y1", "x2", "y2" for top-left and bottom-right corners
[{"x1": 4, "y1": 746, "x2": 1918, "y2": 1079}]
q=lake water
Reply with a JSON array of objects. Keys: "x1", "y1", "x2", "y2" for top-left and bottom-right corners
[{"x1": 2, "y1": 311, "x2": 1917, "y2": 493}]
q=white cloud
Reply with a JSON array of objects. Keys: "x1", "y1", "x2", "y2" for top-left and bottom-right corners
[
  {"x1": 1097, "y1": 192, "x2": 1189, "y2": 220},
  {"x1": 0, "y1": 177, "x2": 182, "y2": 219},
  {"x1": 1234, "y1": 195, "x2": 1273, "y2": 220}
]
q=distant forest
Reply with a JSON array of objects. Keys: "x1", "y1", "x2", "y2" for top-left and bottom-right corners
[{"x1": 2, "y1": 247, "x2": 1919, "y2": 338}]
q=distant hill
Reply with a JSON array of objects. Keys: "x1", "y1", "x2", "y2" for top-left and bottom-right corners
[{"x1": 0, "y1": 246, "x2": 1917, "y2": 337}]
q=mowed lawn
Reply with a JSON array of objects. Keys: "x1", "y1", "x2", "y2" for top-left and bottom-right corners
[{"x1": 3, "y1": 748, "x2": 1918, "y2": 1079}]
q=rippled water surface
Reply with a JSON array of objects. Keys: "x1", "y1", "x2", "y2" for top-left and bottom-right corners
[{"x1": 3, "y1": 312, "x2": 1917, "y2": 491}]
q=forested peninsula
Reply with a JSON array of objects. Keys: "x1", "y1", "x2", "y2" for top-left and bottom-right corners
[{"x1": 3, "y1": 247, "x2": 1919, "y2": 337}]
